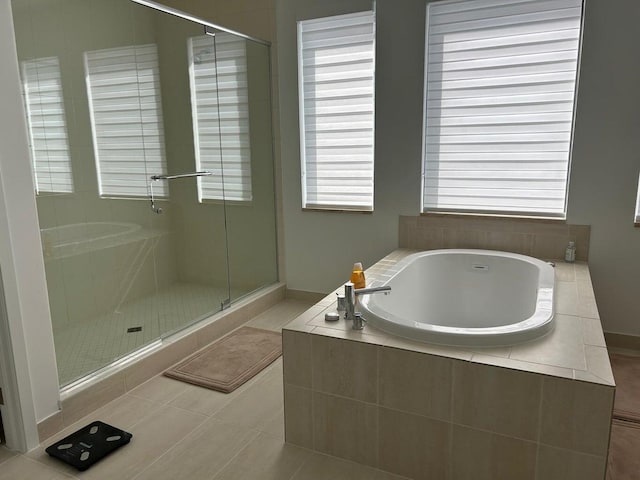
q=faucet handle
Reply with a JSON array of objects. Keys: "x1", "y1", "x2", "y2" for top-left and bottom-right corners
[{"x1": 352, "y1": 312, "x2": 366, "y2": 330}]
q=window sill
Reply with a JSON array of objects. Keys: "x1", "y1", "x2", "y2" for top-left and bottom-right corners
[
  {"x1": 200, "y1": 199, "x2": 253, "y2": 207},
  {"x1": 99, "y1": 195, "x2": 166, "y2": 201},
  {"x1": 36, "y1": 191, "x2": 76, "y2": 198},
  {"x1": 421, "y1": 211, "x2": 567, "y2": 224},
  {"x1": 303, "y1": 207, "x2": 373, "y2": 214}
]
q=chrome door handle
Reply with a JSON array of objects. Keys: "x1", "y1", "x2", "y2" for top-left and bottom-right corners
[{"x1": 150, "y1": 171, "x2": 213, "y2": 181}]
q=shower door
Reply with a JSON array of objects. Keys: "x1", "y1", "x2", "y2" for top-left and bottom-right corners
[
  {"x1": 221, "y1": 35, "x2": 279, "y2": 304},
  {"x1": 9, "y1": 0, "x2": 220, "y2": 386},
  {"x1": 130, "y1": 2, "x2": 279, "y2": 338},
  {"x1": 144, "y1": 10, "x2": 279, "y2": 323},
  {"x1": 12, "y1": 0, "x2": 278, "y2": 387},
  {"x1": 144, "y1": 5, "x2": 279, "y2": 315},
  {"x1": 140, "y1": 6, "x2": 234, "y2": 345}
]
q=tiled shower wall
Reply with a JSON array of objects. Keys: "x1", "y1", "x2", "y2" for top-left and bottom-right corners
[{"x1": 399, "y1": 215, "x2": 590, "y2": 261}]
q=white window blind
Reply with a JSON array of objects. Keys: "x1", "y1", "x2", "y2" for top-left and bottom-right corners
[
  {"x1": 298, "y1": 11, "x2": 376, "y2": 211},
  {"x1": 85, "y1": 44, "x2": 168, "y2": 198},
  {"x1": 188, "y1": 33, "x2": 252, "y2": 202},
  {"x1": 22, "y1": 57, "x2": 74, "y2": 194},
  {"x1": 422, "y1": 0, "x2": 583, "y2": 217},
  {"x1": 635, "y1": 174, "x2": 640, "y2": 224}
]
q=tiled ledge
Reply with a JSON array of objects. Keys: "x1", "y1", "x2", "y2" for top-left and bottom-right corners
[
  {"x1": 284, "y1": 250, "x2": 613, "y2": 386},
  {"x1": 37, "y1": 283, "x2": 286, "y2": 443},
  {"x1": 399, "y1": 215, "x2": 591, "y2": 262}
]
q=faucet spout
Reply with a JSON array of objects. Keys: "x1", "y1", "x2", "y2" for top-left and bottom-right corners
[
  {"x1": 344, "y1": 282, "x2": 391, "y2": 329},
  {"x1": 355, "y1": 286, "x2": 392, "y2": 296}
]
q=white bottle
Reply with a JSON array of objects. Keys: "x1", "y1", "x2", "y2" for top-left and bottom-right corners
[{"x1": 565, "y1": 241, "x2": 576, "y2": 263}]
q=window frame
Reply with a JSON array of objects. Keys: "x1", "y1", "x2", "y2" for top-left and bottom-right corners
[
  {"x1": 420, "y1": 0, "x2": 585, "y2": 219},
  {"x1": 21, "y1": 56, "x2": 74, "y2": 195},
  {"x1": 635, "y1": 173, "x2": 640, "y2": 225},
  {"x1": 187, "y1": 32, "x2": 253, "y2": 204},
  {"x1": 84, "y1": 43, "x2": 168, "y2": 199},
  {"x1": 297, "y1": 10, "x2": 376, "y2": 212}
]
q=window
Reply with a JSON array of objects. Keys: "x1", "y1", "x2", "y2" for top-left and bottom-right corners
[
  {"x1": 298, "y1": 11, "x2": 376, "y2": 211},
  {"x1": 635, "y1": 174, "x2": 640, "y2": 224},
  {"x1": 422, "y1": 0, "x2": 583, "y2": 217},
  {"x1": 22, "y1": 57, "x2": 74, "y2": 194},
  {"x1": 188, "y1": 33, "x2": 252, "y2": 202},
  {"x1": 85, "y1": 44, "x2": 167, "y2": 198}
]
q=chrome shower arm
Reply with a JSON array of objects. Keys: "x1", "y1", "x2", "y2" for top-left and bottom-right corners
[{"x1": 150, "y1": 171, "x2": 212, "y2": 181}]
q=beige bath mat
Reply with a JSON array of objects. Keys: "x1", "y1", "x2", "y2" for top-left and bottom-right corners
[
  {"x1": 164, "y1": 326, "x2": 281, "y2": 393},
  {"x1": 607, "y1": 419, "x2": 640, "y2": 480},
  {"x1": 610, "y1": 353, "x2": 640, "y2": 423}
]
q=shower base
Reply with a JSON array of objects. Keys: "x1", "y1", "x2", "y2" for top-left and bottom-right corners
[{"x1": 54, "y1": 282, "x2": 247, "y2": 386}]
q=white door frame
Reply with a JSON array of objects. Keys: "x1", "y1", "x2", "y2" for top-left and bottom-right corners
[
  {"x1": 0, "y1": 0, "x2": 59, "y2": 450},
  {"x1": 0, "y1": 265, "x2": 35, "y2": 452}
]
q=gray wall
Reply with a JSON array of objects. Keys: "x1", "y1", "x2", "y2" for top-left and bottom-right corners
[
  {"x1": 276, "y1": 0, "x2": 640, "y2": 336},
  {"x1": 566, "y1": 0, "x2": 640, "y2": 336},
  {"x1": 276, "y1": 0, "x2": 425, "y2": 292}
]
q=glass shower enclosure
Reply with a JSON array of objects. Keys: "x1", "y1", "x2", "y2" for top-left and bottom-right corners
[{"x1": 11, "y1": 0, "x2": 278, "y2": 386}]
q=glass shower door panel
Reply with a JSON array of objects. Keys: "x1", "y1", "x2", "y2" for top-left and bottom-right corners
[
  {"x1": 219, "y1": 37, "x2": 278, "y2": 303},
  {"x1": 141, "y1": 7, "x2": 231, "y2": 338}
]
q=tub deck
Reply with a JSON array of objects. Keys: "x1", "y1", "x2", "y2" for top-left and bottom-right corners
[
  {"x1": 282, "y1": 249, "x2": 614, "y2": 480},
  {"x1": 284, "y1": 248, "x2": 612, "y2": 385}
]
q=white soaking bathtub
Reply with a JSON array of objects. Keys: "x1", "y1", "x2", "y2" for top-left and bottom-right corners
[{"x1": 358, "y1": 249, "x2": 554, "y2": 346}]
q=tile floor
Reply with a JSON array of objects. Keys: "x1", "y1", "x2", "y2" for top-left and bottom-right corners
[{"x1": 0, "y1": 299, "x2": 407, "y2": 480}]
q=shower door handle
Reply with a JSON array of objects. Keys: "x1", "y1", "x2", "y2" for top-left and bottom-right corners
[
  {"x1": 148, "y1": 171, "x2": 213, "y2": 214},
  {"x1": 150, "y1": 171, "x2": 213, "y2": 181}
]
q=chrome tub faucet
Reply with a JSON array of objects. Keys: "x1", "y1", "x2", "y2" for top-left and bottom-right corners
[{"x1": 344, "y1": 282, "x2": 391, "y2": 330}]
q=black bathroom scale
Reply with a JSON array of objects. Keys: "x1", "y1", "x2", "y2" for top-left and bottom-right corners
[{"x1": 45, "y1": 421, "x2": 132, "y2": 471}]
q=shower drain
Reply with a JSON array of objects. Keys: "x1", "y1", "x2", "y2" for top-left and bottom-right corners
[{"x1": 126, "y1": 326, "x2": 142, "y2": 333}]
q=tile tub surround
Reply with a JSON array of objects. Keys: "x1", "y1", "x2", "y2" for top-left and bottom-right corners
[
  {"x1": 282, "y1": 250, "x2": 614, "y2": 480},
  {"x1": 399, "y1": 215, "x2": 591, "y2": 262}
]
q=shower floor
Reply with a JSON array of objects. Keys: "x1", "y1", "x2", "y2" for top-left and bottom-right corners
[{"x1": 54, "y1": 282, "x2": 246, "y2": 386}]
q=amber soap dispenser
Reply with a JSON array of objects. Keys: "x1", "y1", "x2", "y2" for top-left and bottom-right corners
[{"x1": 350, "y1": 262, "x2": 366, "y2": 289}]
